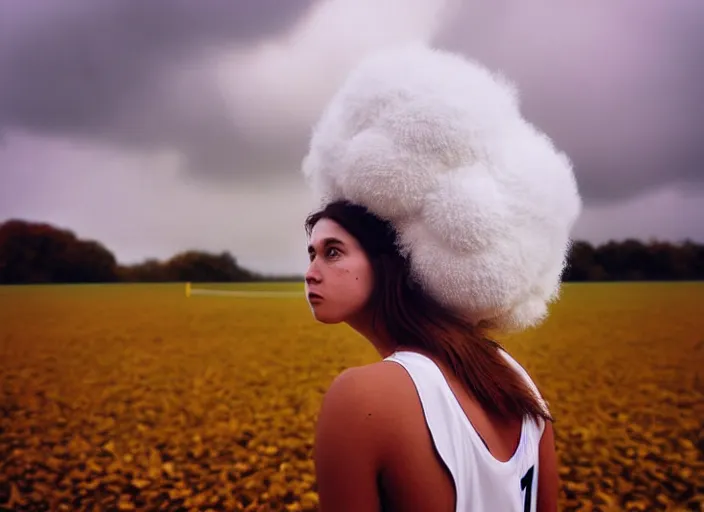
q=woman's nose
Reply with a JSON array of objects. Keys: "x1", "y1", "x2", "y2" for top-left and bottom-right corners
[{"x1": 305, "y1": 262, "x2": 321, "y2": 284}]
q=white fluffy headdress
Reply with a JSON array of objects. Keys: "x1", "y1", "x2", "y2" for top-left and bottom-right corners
[{"x1": 301, "y1": 43, "x2": 582, "y2": 333}]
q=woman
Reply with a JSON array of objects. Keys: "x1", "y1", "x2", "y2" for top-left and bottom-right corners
[{"x1": 300, "y1": 44, "x2": 581, "y2": 512}]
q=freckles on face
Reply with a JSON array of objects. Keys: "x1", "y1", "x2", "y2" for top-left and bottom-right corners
[{"x1": 330, "y1": 244, "x2": 369, "y2": 286}]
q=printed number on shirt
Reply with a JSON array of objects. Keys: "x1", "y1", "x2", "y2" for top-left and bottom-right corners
[{"x1": 520, "y1": 465, "x2": 534, "y2": 512}]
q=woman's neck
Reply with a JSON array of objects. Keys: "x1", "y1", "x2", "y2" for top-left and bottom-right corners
[{"x1": 346, "y1": 314, "x2": 398, "y2": 359}]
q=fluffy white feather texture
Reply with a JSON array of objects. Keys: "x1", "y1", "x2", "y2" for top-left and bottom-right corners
[{"x1": 301, "y1": 43, "x2": 582, "y2": 332}]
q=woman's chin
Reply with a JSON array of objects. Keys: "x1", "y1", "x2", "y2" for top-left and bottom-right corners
[
  {"x1": 310, "y1": 307, "x2": 345, "y2": 325},
  {"x1": 314, "y1": 314, "x2": 343, "y2": 325}
]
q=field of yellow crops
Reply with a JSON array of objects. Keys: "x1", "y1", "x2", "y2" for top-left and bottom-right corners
[{"x1": 0, "y1": 282, "x2": 702, "y2": 511}]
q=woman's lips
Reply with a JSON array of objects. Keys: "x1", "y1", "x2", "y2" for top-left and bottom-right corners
[{"x1": 307, "y1": 292, "x2": 323, "y2": 303}]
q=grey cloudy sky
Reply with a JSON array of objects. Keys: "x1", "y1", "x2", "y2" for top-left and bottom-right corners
[{"x1": 0, "y1": 0, "x2": 702, "y2": 274}]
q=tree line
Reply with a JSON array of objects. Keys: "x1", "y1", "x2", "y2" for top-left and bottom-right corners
[
  {"x1": 0, "y1": 219, "x2": 300, "y2": 284},
  {"x1": 1, "y1": 219, "x2": 702, "y2": 284}
]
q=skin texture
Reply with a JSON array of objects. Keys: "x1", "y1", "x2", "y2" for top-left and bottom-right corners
[{"x1": 305, "y1": 218, "x2": 559, "y2": 512}]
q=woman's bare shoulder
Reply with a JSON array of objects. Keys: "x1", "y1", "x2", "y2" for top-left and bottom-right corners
[
  {"x1": 317, "y1": 360, "x2": 419, "y2": 439},
  {"x1": 314, "y1": 362, "x2": 416, "y2": 471},
  {"x1": 323, "y1": 361, "x2": 415, "y2": 409},
  {"x1": 313, "y1": 362, "x2": 413, "y2": 512}
]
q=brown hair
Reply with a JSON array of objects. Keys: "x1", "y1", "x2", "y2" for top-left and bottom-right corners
[{"x1": 305, "y1": 200, "x2": 554, "y2": 426}]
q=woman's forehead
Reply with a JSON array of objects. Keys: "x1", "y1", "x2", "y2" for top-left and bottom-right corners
[
  {"x1": 309, "y1": 218, "x2": 354, "y2": 245},
  {"x1": 310, "y1": 219, "x2": 350, "y2": 242}
]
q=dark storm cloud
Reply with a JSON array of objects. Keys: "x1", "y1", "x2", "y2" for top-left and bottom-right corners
[
  {"x1": 435, "y1": 0, "x2": 704, "y2": 204},
  {"x1": 1, "y1": 0, "x2": 703, "y2": 203},
  {"x1": 0, "y1": 0, "x2": 314, "y2": 179}
]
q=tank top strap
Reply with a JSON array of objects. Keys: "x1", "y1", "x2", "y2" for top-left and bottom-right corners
[
  {"x1": 496, "y1": 348, "x2": 548, "y2": 437},
  {"x1": 383, "y1": 350, "x2": 475, "y2": 506}
]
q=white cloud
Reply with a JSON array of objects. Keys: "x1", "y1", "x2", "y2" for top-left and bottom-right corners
[{"x1": 208, "y1": 0, "x2": 458, "y2": 143}]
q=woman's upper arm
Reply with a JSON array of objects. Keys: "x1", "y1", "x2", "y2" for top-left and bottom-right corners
[
  {"x1": 313, "y1": 367, "x2": 385, "y2": 512},
  {"x1": 536, "y1": 420, "x2": 559, "y2": 512}
]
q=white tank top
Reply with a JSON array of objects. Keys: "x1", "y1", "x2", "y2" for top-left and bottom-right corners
[{"x1": 383, "y1": 349, "x2": 548, "y2": 512}]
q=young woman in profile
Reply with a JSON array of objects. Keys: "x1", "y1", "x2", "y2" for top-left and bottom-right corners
[{"x1": 300, "y1": 44, "x2": 582, "y2": 512}]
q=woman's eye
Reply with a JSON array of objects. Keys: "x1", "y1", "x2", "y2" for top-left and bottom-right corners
[{"x1": 326, "y1": 247, "x2": 340, "y2": 258}]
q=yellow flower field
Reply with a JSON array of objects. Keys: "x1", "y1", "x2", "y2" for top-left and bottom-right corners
[{"x1": 0, "y1": 282, "x2": 702, "y2": 511}]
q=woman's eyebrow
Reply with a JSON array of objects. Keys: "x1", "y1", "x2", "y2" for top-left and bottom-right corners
[
  {"x1": 307, "y1": 237, "x2": 345, "y2": 254},
  {"x1": 323, "y1": 237, "x2": 345, "y2": 247}
]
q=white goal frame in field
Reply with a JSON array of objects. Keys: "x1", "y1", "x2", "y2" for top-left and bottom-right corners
[{"x1": 184, "y1": 282, "x2": 303, "y2": 299}]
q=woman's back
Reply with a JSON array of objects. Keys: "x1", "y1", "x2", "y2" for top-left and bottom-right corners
[
  {"x1": 378, "y1": 349, "x2": 553, "y2": 511},
  {"x1": 313, "y1": 349, "x2": 559, "y2": 512}
]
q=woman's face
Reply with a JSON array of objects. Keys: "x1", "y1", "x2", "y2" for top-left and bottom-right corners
[{"x1": 305, "y1": 218, "x2": 375, "y2": 324}]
